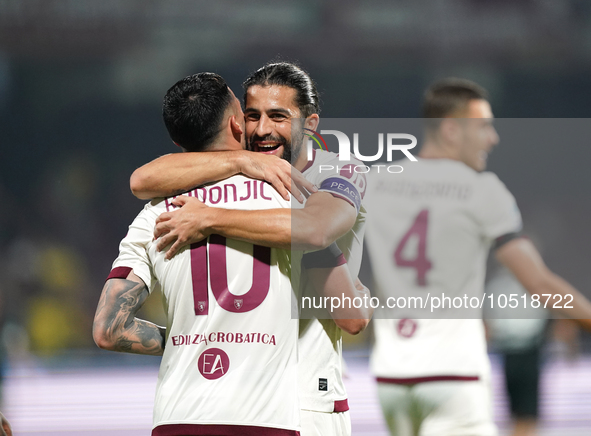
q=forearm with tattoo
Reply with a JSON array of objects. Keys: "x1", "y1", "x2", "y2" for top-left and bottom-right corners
[{"x1": 93, "y1": 277, "x2": 166, "y2": 356}]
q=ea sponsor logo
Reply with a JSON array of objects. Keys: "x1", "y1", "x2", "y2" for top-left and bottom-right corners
[
  {"x1": 198, "y1": 348, "x2": 230, "y2": 380},
  {"x1": 397, "y1": 319, "x2": 418, "y2": 338}
]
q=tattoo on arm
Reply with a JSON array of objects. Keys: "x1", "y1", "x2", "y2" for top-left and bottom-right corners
[{"x1": 95, "y1": 278, "x2": 166, "y2": 356}]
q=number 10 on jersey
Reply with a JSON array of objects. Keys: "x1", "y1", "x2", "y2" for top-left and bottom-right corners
[{"x1": 190, "y1": 235, "x2": 272, "y2": 315}]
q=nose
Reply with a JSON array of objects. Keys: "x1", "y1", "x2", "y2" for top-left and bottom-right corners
[{"x1": 254, "y1": 114, "x2": 274, "y2": 138}]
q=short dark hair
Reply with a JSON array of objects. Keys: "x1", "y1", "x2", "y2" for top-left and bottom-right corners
[
  {"x1": 423, "y1": 77, "x2": 488, "y2": 120},
  {"x1": 243, "y1": 62, "x2": 320, "y2": 118},
  {"x1": 163, "y1": 72, "x2": 233, "y2": 152}
]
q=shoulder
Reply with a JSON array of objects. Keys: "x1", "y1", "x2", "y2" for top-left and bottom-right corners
[
  {"x1": 470, "y1": 171, "x2": 522, "y2": 235},
  {"x1": 473, "y1": 171, "x2": 513, "y2": 198},
  {"x1": 130, "y1": 199, "x2": 163, "y2": 226},
  {"x1": 305, "y1": 149, "x2": 365, "y2": 171},
  {"x1": 116, "y1": 201, "x2": 161, "y2": 252}
]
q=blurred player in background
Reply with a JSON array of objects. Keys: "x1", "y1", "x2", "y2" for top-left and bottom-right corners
[
  {"x1": 129, "y1": 61, "x2": 372, "y2": 436},
  {"x1": 93, "y1": 72, "x2": 304, "y2": 435},
  {"x1": 365, "y1": 78, "x2": 591, "y2": 436}
]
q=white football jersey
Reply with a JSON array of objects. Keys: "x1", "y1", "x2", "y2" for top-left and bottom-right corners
[
  {"x1": 298, "y1": 149, "x2": 367, "y2": 412},
  {"x1": 110, "y1": 175, "x2": 301, "y2": 435},
  {"x1": 366, "y1": 158, "x2": 522, "y2": 380}
]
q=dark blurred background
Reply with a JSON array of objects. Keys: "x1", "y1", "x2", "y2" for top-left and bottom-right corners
[{"x1": 1, "y1": 0, "x2": 591, "y2": 434}]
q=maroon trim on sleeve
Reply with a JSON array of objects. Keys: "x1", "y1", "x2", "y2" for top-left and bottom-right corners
[
  {"x1": 334, "y1": 254, "x2": 347, "y2": 267},
  {"x1": 334, "y1": 399, "x2": 349, "y2": 412},
  {"x1": 377, "y1": 375, "x2": 479, "y2": 385},
  {"x1": 106, "y1": 267, "x2": 132, "y2": 281},
  {"x1": 152, "y1": 424, "x2": 299, "y2": 436}
]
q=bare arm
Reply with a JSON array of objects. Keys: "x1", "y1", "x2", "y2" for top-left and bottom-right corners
[
  {"x1": 496, "y1": 237, "x2": 591, "y2": 331},
  {"x1": 93, "y1": 271, "x2": 166, "y2": 355},
  {"x1": 306, "y1": 266, "x2": 373, "y2": 335},
  {"x1": 153, "y1": 191, "x2": 358, "y2": 258},
  {"x1": 291, "y1": 192, "x2": 358, "y2": 250},
  {"x1": 130, "y1": 150, "x2": 315, "y2": 202}
]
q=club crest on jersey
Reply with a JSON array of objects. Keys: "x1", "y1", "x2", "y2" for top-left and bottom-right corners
[
  {"x1": 197, "y1": 301, "x2": 207, "y2": 313},
  {"x1": 234, "y1": 299, "x2": 243, "y2": 310},
  {"x1": 397, "y1": 319, "x2": 418, "y2": 338}
]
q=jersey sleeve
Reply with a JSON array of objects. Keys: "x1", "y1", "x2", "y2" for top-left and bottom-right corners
[
  {"x1": 109, "y1": 205, "x2": 157, "y2": 291},
  {"x1": 316, "y1": 161, "x2": 367, "y2": 214},
  {"x1": 473, "y1": 172, "x2": 523, "y2": 241}
]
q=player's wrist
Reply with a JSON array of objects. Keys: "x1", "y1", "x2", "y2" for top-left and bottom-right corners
[
  {"x1": 202, "y1": 206, "x2": 224, "y2": 237},
  {"x1": 233, "y1": 150, "x2": 251, "y2": 175}
]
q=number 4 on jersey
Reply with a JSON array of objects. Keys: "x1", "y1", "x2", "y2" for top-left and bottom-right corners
[{"x1": 393, "y1": 209, "x2": 432, "y2": 287}]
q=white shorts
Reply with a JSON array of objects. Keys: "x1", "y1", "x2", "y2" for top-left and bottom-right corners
[
  {"x1": 300, "y1": 409, "x2": 351, "y2": 436},
  {"x1": 377, "y1": 380, "x2": 497, "y2": 436}
]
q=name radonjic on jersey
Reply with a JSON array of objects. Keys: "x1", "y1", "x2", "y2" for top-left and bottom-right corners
[{"x1": 304, "y1": 128, "x2": 418, "y2": 174}]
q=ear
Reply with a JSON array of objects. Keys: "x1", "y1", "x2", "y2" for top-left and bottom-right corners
[
  {"x1": 229, "y1": 115, "x2": 243, "y2": 141},
  {"x1": 304, "y1": 113, "x2": 320, "y2": 131}
]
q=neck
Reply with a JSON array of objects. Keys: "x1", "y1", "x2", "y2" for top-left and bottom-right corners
[
  {"x1": 208, "y1": 133, "x2": 241, "y2": 152},
  {"x1": 418, "y1": 138, "x2": 459, "y2": 162},
  {"x1": 293, "y1": 149, "x2": 309, "y2": 171}
]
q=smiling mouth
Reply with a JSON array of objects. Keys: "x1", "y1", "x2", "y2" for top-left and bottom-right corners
[{"x1": 254, "y1": 143, "x2": 282, "y2": 152}]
